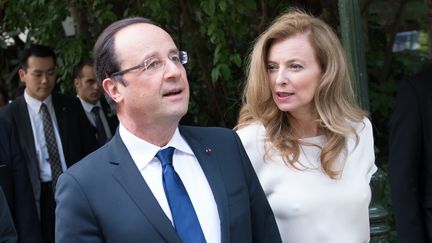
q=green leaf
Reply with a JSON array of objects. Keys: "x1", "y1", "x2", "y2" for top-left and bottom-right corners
[
  {"x1": 219, "y1": 1, "x2": 226, "y2": 12},
  {"x1": 219, "y1": 63, "x2": 231, "y2": 80},
  {"x1": 213, "y1": 45, "x2": 222, "y2": 64},
  {"x1": 211, "y1": 66, "x2": 219, "y2": 82},
  {"x1": 201, "y1": 0, "x2": 216, "y2": 16},
  {"x1": 230, "y1": 53, "x2": 241, "y2": 67},
  {"x1": 207, "y1": 22, "x2": 216, "y2": 35}
]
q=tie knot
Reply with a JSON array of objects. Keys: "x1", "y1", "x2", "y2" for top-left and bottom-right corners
[
  {"x1": 40, "y1": 103, "x2": 48, "y2": 112},
  {"x1": 91, "y1": 106, "x2": 100, "y2": 114},
  {"x1": 156, "y1": 146, "x2": 175, "y2": 167}
]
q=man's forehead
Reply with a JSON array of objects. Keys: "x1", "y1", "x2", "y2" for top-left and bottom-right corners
[
  {"x1": 114, "y1": 23, "x2": 176, "y2": 55},
  {"x1": 82, "y1": 64, "x2": 95, "y2": 73},
  {"x1": 27, "y1": 56, "x2": 55, "y2": 68}
]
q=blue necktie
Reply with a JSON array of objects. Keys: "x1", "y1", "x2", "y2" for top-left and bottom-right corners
[{"x1": 156, "y1": 147, "x2": 206, "y2": 243}]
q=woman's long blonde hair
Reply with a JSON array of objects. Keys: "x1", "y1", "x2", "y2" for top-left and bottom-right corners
[{"x1": 236, "y1": 9, "x2": 366, "y2": 178}]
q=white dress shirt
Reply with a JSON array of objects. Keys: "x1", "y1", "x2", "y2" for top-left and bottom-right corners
[
  {"x1": 24, "y1": 91, "x2": 67, "y2": 182},
  {"x1": 119, "y1": 123, "x2": 221, "y2": 243},
  {"x1": 237, "y1": 117, "x2": 377, "y2": 243},
  {"x1": 78, "y1": 98, "x2": 112, "y2": 139}
]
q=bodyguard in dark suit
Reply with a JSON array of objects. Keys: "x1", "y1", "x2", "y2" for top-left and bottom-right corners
[
  {"x1": 55, "y1": 17, "x2": 281, "y2": 243},
  {"x1": 73, "y1": 59, "x2": 118, "y2": 145},
  {"x1": 0, "y1": 117, "x2": 43, "y2": 242},
  {"x1": 0, "y1": 44, "x2": 98, "y2": 243},
  {"x1": 0, "y1": 187, "x2": 16, "y2": 243},
  {"x1": 389, "y1": 64, "x2": 432, "y2": 243}
]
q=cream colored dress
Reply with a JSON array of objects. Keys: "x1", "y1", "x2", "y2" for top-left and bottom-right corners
[{"x1": 237, "y1": 118, "x2": 377, "y2": 243}]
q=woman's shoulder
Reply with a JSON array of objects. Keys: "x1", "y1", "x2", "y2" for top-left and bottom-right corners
[
  {"x1": 236, "y1": 122, "x2": 266, "y2": 144},
  {"x1": 347, "y1": 116, "x2": 372, "y2": 136},
  {"x1": 236, "y1": 122, "x2": 264, "y2": 134},
  {"x1": 235, "y1": 122, "x2": 267, "y2": 165},
  {"x1": 345, "y1": 116, "x2": 377, "y2": 180}
]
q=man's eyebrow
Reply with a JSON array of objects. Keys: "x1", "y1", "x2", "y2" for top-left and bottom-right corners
[{"x1": 168, "y1": 49, "x2": 180, "y2": 54}]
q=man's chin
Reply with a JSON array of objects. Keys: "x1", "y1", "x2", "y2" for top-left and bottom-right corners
[{"x1": 85, "y1": 97, "x2": 101, "y2": 105}]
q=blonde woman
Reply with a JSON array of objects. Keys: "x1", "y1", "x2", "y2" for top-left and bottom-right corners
[{"x1": 236, "y1": 9, "x2": 377, "y2": 243}]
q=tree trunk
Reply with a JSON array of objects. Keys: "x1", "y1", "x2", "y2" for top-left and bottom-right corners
[
  {"x1": 426, "y1": 0, "x2": 432, "y2": 58},
  {"x1": 68, "y1": 0, "x2": 91, "y2": 43}
]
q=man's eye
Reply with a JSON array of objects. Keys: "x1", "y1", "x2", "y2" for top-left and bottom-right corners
[
  {"x1": 145, "y1": 59, "x2": 162, "y2": 70},
  {"x1": 170, "y1": 54, "x2": 180, "y2": 63}
]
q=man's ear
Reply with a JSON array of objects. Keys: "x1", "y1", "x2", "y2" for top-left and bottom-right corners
[
  {"x1": 102, "y1": 78, "x2": 122, "y2": 103},
  {"x1": 74, "y1": 78, "x2": 81, "y2": 89},
  {"x1": 18, "y1": 68, "x2": 26, "y2": 84}
]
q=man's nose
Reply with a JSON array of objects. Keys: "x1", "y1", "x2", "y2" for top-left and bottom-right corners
[
  {"x1": 163, "y1": 59, "x2": 182, "y2": 79},
  {"x1": 40, "y1": 74, "x2": 49, "y2": 83}
]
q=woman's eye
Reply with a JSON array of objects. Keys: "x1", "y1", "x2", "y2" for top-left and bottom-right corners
[
  {"x1": 290, "y1": 64, "x2": 303, "y2": 70},
  {"x1": 267, "y1": 64, "x2": 278, "y2": 72}
]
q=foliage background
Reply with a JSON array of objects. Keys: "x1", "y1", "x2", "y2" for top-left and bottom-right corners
[{"x1": 1, "y1": 0, "x2": 430, "y2": 241}]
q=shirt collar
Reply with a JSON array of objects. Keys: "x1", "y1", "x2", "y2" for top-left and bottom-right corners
[
  {"x1": 24, "y1": 90, "x2": 53, "y2": 113},
  {"x1": 78, "y1": 97, "x2": 101, "y2": 113},
  {"x1": 119, "y1": 123, "x2": 193, "y2": 171},
  {"x1": 167, "y1": 128, "x2": 194, "y2": 155}
]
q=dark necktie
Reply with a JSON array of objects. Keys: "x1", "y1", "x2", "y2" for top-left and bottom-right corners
[
  {"x1": 40, "y1": 103, "x2": 63, "y2": 190},
  {"x1": 91, "y1": 106, "x2": 107, "y2": 145},
  {"x1": 155, "y1": 147, "x2": 206, "y2": 243}
]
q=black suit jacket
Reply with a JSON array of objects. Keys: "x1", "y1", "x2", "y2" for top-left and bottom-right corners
[
  {"x1": 0, "y1": 117, "x2": 43, "y2": 243},
  {"x1": 55, "y1": 126, "x2": 282, "y2": 243},
  {"x1": 389, "y1": 64, "x2": 432, "y2": 243},
  {"x1": 100, "y1": 98, "x2": 118, "y2": 135},
  {"x1": 0, "y1": 93, "x2": 98, "y2": 212},
  {"x1": 83, "y1": 98, "x2": 119, "y2": 143},
  {"x1": 0, "y1": 187, "x2": 16, "y2": 243}
]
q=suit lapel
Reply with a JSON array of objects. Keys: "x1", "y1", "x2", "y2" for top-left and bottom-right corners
[
  {"x1": 13, "y1": 97, "x2": 41, "y2": 203},
  {"x1": 109, "y1": 133, "x2": 182, "y2": 243},
  {"x1": 52, "y1": 94, "x2": 68, "y2": 155},
  {"x1": 179, "y1": 126, "x2": 230, "y2": 243},
  {"x1": 14, "y1": 97, "x2": 37, "y2": 164}
]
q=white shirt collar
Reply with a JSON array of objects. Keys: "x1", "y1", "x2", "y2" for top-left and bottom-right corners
[
  {"x1": 78, "y1": 96, "x2": 101, "y2": 113},
  {"x1": 24, "y1": 90, "x2": 53, "y2": 113},
  {"x1": 119, "y1": 123, "x2": 193, "y2": 171}
]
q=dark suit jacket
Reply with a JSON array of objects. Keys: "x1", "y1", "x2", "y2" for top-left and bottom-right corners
[
  {"x1": 0, "y1": 93, "x2": 99, "y2": 212},
  {"x1": 55, "y1": 126, "x2": 282, "y2": 243},
  {"x1": 83, "y1": 98, "x2": 119, "y2": 143},
  {"x1": 0, "y1": 117, "x2": 43, "y2": 243},
  {"x1": 389, "y1": 64, "x2": 432, "y2": 243},
  {"x1": 100, "y1": 98, "x2": 118, "y2": 135},
  {"x1": 0, "y1": 187, "x2": 16, "y2": 243}
]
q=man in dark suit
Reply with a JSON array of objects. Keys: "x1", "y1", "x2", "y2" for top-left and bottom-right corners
[
  {"x1": 0, "y1": 187, "x2": 16, "y2": 243},
  {"x1": 73, "y1": 59, "x2": 118, "y2": 145},
  {"x1": 0, "y1": 44, "x2": 98, "y2": 243},
  {"x1": 0, "y1": 116, "x2": 43, "y2": 242},
  {"x1": 389, "y1": 63, "x2": 432, "y2": 243},
  {"x1": 55, "y1": 17, "x2": 281, "y2": 243}
]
